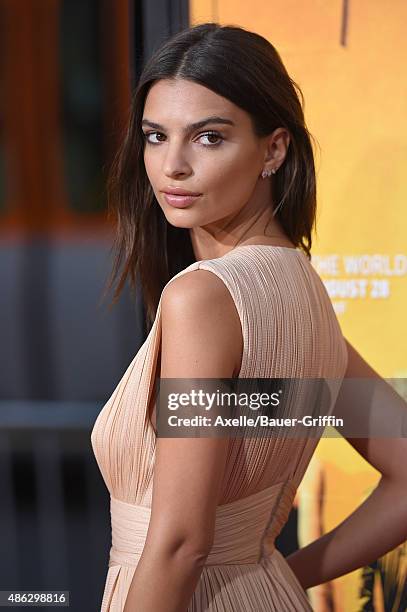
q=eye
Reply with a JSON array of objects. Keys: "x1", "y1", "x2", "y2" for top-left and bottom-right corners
[
  {"x1": 196, "y1": 131, "x2": 223, "y2": 146},
  {"x1": 143, "y1": 131, "x2": 165, "y2": 144},
  {"x1": 142, "y1": 130, "x2": 224, "y2": 147}
]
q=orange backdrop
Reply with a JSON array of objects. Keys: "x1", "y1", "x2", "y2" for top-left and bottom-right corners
[{"x1": 189, "y1": 2, "x2": 407, "y2": 610}]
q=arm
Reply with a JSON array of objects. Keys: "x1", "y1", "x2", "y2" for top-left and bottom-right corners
[
  {"x1": 123, "y1": 270, "x2": 243, "y2": 612},
  {"x1": 286, "y1": 338, "x2": 407, "y2": 589}
]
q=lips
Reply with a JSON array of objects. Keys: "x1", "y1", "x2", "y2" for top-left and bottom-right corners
[
  {"x1": 162, "y1": 187, "x2": 201, "y2": 196},
  {"x1": 162, "y1": 193, "x2": 201, "y2": 208}
]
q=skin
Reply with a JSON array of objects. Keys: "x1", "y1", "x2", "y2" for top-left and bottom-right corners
[{"x1": 123, "y1": 78, "x2": 407, "y2": 612}]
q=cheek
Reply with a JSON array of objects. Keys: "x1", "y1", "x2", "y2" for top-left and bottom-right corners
[
  {"x1": 201, "y1": 150, "x2": 249, "y2": 188},
  {"x1": 143, "y1": 151, "x2": 157, "y2": 183},
  {"x1": 203, "y1": 150, "x2": 260, "y2": 201},
  {"x1": 211, "y1": 142, "x2": 260, "y2": 178},
  {"x1": 143, "y1": 157, "x2": 164, "y2": 207}
]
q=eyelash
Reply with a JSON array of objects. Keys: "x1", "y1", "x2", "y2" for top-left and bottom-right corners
[{"x1": 142, "y1": 130, "x2": 224, "y2": 147}]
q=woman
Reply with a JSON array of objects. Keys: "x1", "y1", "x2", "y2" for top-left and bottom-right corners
[{"x1": 91, "y1": 22, "x2": 407, "y2": 611}]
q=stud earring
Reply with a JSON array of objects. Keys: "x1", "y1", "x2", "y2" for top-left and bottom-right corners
[{"x1": 261, "y1": 167, "x2": 278, "y2": 179}]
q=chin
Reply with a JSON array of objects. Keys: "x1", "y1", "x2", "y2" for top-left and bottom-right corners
[{"x1": 161, "y1": 208, "x2": 204, "y2": 229}]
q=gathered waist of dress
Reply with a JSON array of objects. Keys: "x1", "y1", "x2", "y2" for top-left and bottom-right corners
[{"x1": 108, "y1": 479, "x2": 297, "y2": 568}]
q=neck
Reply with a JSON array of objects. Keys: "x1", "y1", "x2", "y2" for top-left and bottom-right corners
[{"x1": 190, "y1": 204, "x2": 289, "y2": 261}]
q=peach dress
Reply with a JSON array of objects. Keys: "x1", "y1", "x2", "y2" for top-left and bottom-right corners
[{"x1": 91, "y1": 245, "x2": 348, "y2": 611}]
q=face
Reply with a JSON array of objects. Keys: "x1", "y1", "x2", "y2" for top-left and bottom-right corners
[{"x1": 141, "y1": 78, "x2": 285, "y2": 235}]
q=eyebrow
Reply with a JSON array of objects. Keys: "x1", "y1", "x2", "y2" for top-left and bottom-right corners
[{"x1": 141, "y1": 115, "x2": 236, "y2": 132}]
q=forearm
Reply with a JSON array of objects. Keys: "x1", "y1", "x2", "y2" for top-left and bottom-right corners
[
  {"x1": 123, "y1": 546, "x2": 205, "y2": 612},
  {"x1": 285, "y1": 475, "x2": 407, "y2": 589}
]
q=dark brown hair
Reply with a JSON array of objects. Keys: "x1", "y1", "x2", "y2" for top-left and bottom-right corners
[{"x1": 103, "y1": 22, "x2": 318, "y2": 329}]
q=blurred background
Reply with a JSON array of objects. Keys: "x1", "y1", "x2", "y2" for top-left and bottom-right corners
[
  {"x1": 0, "y1": 1, "x2": 406, "y2": 611},
  {"x1": 0, "y1": 1, "x2": 189, "y2": 610}
]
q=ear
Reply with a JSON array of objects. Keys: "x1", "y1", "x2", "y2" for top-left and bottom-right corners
[{"x1": 263, "y1": 128, "x2": 290, "y2": 173}]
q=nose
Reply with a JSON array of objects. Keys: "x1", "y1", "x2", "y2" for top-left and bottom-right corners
[{"x1": 162, "y1": 141, "x2": 192, "y2": 179}]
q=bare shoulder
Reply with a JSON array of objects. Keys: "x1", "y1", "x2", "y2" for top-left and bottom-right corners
[
  {"x1": 144, "y1": 269, "x2": 239, "y2": 560},
  {"x1": 160, "y1": 269, "x2": 243, "y2": 378},
  {"x1": 162, "y1": 268, "x2": 236, "y2": 315}
]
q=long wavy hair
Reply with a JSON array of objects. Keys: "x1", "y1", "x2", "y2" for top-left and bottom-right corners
[{"x1": 103, "y1": 22, "x2": 318, "y2": 329}]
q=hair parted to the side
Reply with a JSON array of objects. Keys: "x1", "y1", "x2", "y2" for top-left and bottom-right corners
[{"x1": 102, "y1": 22, "x2": 319, "y2": 329}]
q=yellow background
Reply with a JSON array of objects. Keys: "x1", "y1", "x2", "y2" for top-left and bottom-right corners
[{"x1": 189, "y1": 2, "x2": 407, "y2": 610}]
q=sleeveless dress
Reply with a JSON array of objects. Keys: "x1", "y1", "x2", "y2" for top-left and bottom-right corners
[{"x1": 91, "y1": 244, "x2": 348, "y2": 611}]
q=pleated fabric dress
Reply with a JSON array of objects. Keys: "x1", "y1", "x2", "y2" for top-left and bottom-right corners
[{"x1": 91, "y1": 244, "x2": 348, "y2": 611}]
